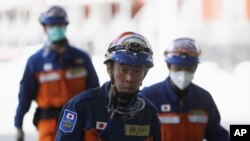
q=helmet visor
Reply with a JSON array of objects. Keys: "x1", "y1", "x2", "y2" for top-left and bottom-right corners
[
  {"x1": 105, "y1": 42, "x2": 153, "y2": 67},
  {"x1": 108, "y1": 51, "x2": 153, "y2": 67},
  {"x1": 108, "y1": 42, "x2": 153, "y2": 55},
  {"x1": 165, "y1": 38, "x2": 201, "y2": 57},
  {"x1": 165, "y1": 46, "x2": 201, "y2": 58}
]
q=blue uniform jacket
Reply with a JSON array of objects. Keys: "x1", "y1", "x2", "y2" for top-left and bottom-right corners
[
  {"x1": 15, "y1": 42, "x2": 100, "y2": 128},
  {"x1": 56, "y1": 82, "x2": 161, "y2": 141},
  {"x1": 140, "y1": 77, "x2": 229, "y2": 141}
]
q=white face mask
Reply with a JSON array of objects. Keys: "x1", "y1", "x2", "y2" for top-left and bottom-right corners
[{"x1": 169, "y1": 71, "x2": 194, "y2": 90}]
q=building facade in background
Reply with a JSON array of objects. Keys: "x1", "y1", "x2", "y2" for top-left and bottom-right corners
[{"x1": 0, "y1": 0, "x2": 250, "y2": 68}]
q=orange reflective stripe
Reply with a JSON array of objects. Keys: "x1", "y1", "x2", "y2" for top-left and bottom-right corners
[
  {"x1": 36, "y1": 69, "x2": 86, "y2": 108},
  {"x1": 37, "y1": 118, "x2": 57, "y2": 141}
]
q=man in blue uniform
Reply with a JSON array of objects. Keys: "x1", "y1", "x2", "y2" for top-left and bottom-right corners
[
  {"x1": 14, "y1": 5, "x2": 100, "y2": 141},
  {"x1": 140, "y1": 37, "x2": 229, "y2": 141},
  {"x1": 56, "y1": 31, "x2": 161, "y2": 141}
]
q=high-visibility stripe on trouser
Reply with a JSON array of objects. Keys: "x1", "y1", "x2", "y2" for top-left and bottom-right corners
[{"x1": 37, "y1": 118, "x2": 57, "y2": 141}]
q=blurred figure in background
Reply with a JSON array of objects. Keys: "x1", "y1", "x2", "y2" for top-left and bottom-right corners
[
  {"x1": 141, "y1": 38, "x2": 229, "y2": 141},
  {"x1": 56, "y1": 31, "x2": 161, "y2": 141},
  {"x1": 14, "y1": 5, "x2": 99, "y2": 141}
]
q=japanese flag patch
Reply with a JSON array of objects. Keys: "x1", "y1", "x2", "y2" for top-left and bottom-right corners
[
  {"x1": 96, "y1": 121, "x2": 107, "y2": 130},
  {"x1": 59, "y1": 109, "x2": 77, "y2": 133},
  {"x1": 161, "y1": 104, "x2": 171, "y2": 112}
]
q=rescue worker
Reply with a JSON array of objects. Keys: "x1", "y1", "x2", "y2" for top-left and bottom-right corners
[
  {"x1": 14, "y1": 5, "x2": 100, "y2": 141},
  {"x1": 140, "y1": 37, "x2": 229, "y2": 141},
  {"x1": 55, "y1": 31, "x2": 161, "y2": 141}
]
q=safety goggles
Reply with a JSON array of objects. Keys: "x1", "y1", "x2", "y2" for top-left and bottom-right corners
[
  {"x1": 108, "y1": 42, "x2": 153, "y2": 55},
  {"x1": 165, "y1": 45, "x2": 201, "y2": 57}
]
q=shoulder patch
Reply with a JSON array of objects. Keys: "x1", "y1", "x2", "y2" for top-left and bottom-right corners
[{"x1": 59, "y1": 109, "x2": 77, "y2": 133}]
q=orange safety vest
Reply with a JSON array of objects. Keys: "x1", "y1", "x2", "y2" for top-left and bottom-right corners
[
  {"x1": 36, "y1": 67, "x2": 87, "y2": 108},
  {"x1": 159, "y1": 112, "x2": 208, "y2": 141}
]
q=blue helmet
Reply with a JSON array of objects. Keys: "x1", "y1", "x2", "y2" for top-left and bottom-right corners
[
  {"x1": 40, "y1": 5, "x2": 69, "y2": 25},
  {"x1": 164, "y1": 37, "x2": 201, "y2": 65},
  {"x1": 104, "y1": 32, "x2": 153, "y2": 68}
]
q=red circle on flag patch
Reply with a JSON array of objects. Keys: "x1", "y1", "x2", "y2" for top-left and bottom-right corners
[{"x1": 99, "y1": 123, "x2": 104, "y2": 128}]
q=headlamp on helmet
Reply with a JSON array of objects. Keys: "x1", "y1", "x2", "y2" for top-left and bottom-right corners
[{"x1": 107, "y1": 42, "x2": 153, "y2": 55}]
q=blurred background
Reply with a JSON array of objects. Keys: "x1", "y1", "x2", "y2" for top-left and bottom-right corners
[{"x1": 1, "y1": 0, "x2": 250, "y2": 140}]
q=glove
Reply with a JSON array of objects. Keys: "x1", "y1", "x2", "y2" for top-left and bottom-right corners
[{"x1": 16, "y1": 128, "x2": 24, "y2": 141}]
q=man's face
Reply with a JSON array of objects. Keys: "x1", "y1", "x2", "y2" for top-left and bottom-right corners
[
  {"x1": 111, "y1": 62, "x2": 147, "y2": 95},
  {"x1": 167, "y1": 63, "x2": 197, "y2": 90},
  {"x1": 43, "y1": 23, "x2": 67, "y2": 52}
]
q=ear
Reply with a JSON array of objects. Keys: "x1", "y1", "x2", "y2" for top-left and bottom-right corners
[
  {"x1": 43, "y1": 26, "x2": 48, "y2": 33},
  {"x1": 193, "y1": 65, "x2": 198, "y2": 73},
  {"x1": 106, "y1": 63, "x2": 112, "y2": 77},
  {"x1": 142, "y1": 68, "x2": 149, "y2": 79},
  {"x1": 167, "y1": 63, "x2": 171, "y2": 69}
]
